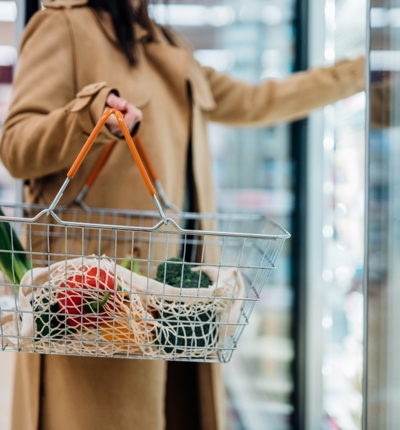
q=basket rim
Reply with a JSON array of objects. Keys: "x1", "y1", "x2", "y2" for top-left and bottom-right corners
[{"x1": 0, "y1": 202, "x2": 291, "y2": 240}]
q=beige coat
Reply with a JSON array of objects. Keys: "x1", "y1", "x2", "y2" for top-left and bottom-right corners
[{"x1": 0, "y1": 0, "x2": 364, "y2": 429}]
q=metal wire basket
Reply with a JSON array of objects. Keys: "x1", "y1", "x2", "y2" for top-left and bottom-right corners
[{"x1": 0, "y1": 109, "x2": 290, "y2": 363}]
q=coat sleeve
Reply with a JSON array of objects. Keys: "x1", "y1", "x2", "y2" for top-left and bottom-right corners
[
  {"x1": 0, "y1": 9, "x2": 118, "y2": 180},
  {"x1": 204, "y1": 56, "x2": 365, "y2": 126}
]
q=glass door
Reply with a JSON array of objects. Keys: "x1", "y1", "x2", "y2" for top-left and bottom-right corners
[
  {"x1": 365, "y1": 0, "x2": 400, "y2": 428},
  {"x1": 320, "y1": 1, "x2": 366, "y2": 428},
  {"x1": 305, "y1": 1, "x2": 366, "y2": 428}
]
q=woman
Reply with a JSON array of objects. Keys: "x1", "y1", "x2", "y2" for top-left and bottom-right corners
[{"x1": 0, "y1": 0, "x2": 364, "y2": 429}]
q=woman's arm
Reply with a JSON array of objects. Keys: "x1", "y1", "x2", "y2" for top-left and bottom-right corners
[
  {"x1": 0, "y1": 9, "x2": 118, "y2": 179},
  {"x1": 205, "y1": 56, "x2": 364, "y2": 126}
]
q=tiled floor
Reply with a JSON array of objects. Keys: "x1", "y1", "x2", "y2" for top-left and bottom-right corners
[{"x1": 0, "y1": 353, "x2": 14, "y2": 430}]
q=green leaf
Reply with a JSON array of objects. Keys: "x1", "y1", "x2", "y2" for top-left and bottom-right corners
[
  {"x1": 0, "y1": 207, "x2": 31, "y2": 272},
  {"x1": 0, "y1": 208, "x2": 31, "y2": 284},
  {"x1": 0, "y1": 221, "x2": 19, "y2": 283}
]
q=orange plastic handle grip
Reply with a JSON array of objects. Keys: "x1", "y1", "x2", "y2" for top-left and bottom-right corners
[
  {"x1": 67, "y1": 108, "x2": 156, "y2": 196},
  {"x1": 85, "y1": 140, "x2": 116, "y2": 188},
  {"x1": 134, "y1": 136, "x2": 158, "y2": 184}
]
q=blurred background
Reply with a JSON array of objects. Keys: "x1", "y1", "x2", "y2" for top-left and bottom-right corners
[{"x1": 0, "y1": 0, "x2": 373, "y2": 429}]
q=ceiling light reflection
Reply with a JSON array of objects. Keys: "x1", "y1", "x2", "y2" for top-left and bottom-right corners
[
  {"x1": 149, "y1": 5, "x2": 235, "y2": 27},
  {"x1": 0, "y1": 45, "x2": 17, "y2": 66},
  {"x1": 0, "y1": 1, "x2": 17, "y2": 22}
]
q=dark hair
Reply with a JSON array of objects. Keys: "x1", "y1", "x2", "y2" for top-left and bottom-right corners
[{"x1": 88, "y1": 0, "x2": 155, "y2": 66}]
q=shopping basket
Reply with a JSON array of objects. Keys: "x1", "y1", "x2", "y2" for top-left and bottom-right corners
[{"x1": 0, "y1": 109, "x2": 290, "y2": 363}]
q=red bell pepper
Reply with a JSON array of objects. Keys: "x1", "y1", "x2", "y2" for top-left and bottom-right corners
[{"x1": 57, "y1": 267, "x2": 117, "y2": 328}]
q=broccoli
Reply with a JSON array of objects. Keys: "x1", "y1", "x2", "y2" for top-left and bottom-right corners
[
  {"x1": 155, "y1": 257, "x2": 212, "y2": 289},
  {"x1": 155, "y1": 258, "x2": 217, "y2": 354}
]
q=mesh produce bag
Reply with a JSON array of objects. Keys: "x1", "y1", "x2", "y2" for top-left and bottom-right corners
[{"x1": 2, "y1": 257, "x2": 244, "y2": 359}]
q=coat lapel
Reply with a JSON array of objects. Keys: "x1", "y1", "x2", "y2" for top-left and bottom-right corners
[{"x1": 144, "y1": 42, "x2": 189, "y2": 106}]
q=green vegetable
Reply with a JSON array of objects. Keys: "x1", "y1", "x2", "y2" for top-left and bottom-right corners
[
  {"x1": 120, "y1": 248, "x2": 142, "y2": 275},
  {"x1": 34, "y1": 297, "x2": 76, "y2": 340},
  {"x1": 155, "y1": 258, "x2": 216, "y2": 354},
  {"x1": 155, "y1": 257, "x2": 212, "y2": 289},
  {"x1": 120, "y1": 258, "x2": 142, "y2": 275},
  {"x1": 0, "y1": 208, "x2": 31, "y2": 284},
  {"x1": 158, "y1": 307, "x2": 217, "y2": 354}
]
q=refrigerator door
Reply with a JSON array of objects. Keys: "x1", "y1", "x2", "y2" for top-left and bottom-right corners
[
  {"x1": 365, "y1": 1, "x2": 400, "y2": 429},
  {"x1": 305, "y1": 1, "x2": 366, "y2": 429}
]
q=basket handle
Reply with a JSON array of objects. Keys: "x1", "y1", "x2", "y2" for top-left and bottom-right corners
[
  {"x1": 134, "y1": 136, "x2": 181, "y2": 213},
  {"x1": 83, "y1": 140, "x2": 116, "y2": 188},
  {"x1": 48, "y1": 108, "x2": 167, "y2": 222},
  {"x1": 72, "y1": 140, "x2": 116, "y2": 206},
  {"x1": 72, "y1": 136, "x2": 179, "y2": 212}
]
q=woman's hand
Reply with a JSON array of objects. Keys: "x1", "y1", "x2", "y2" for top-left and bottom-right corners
[{"x1": 104, "y1": 93, "x2": 142, "y2": 137}]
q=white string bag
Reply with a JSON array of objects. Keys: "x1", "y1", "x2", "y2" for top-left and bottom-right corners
[{"x1": 2, "y1": 257, "x2": 244, "y2": 359}]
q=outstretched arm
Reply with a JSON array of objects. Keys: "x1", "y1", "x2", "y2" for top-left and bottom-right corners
[{"x1": 205, "y1": 56, "x2": 364, "y2": 127}]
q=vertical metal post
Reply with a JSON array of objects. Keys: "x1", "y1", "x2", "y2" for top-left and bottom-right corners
[
  {"x1": 14, "y1": 0, "x2": 25, "y2": 44},
  {"x1": 302, "y1": 0, "x2": 327, "y2": 427},
  {"x1": 362, "y1": 2, "x2": 370, "y2": 428},
  {"x1": 291, "y1": 0, "x2": 327, "y2": 428},
  {"x1": 290, "y1": 0, "x2": 310, "y2": 428},
  {"x1": 14, "y1": 0, "x2": 39, "y2": 44}
]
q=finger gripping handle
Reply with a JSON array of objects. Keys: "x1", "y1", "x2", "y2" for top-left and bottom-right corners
[{"x1": 67, "y1": 108, "x2": 156, "y2": 196}]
